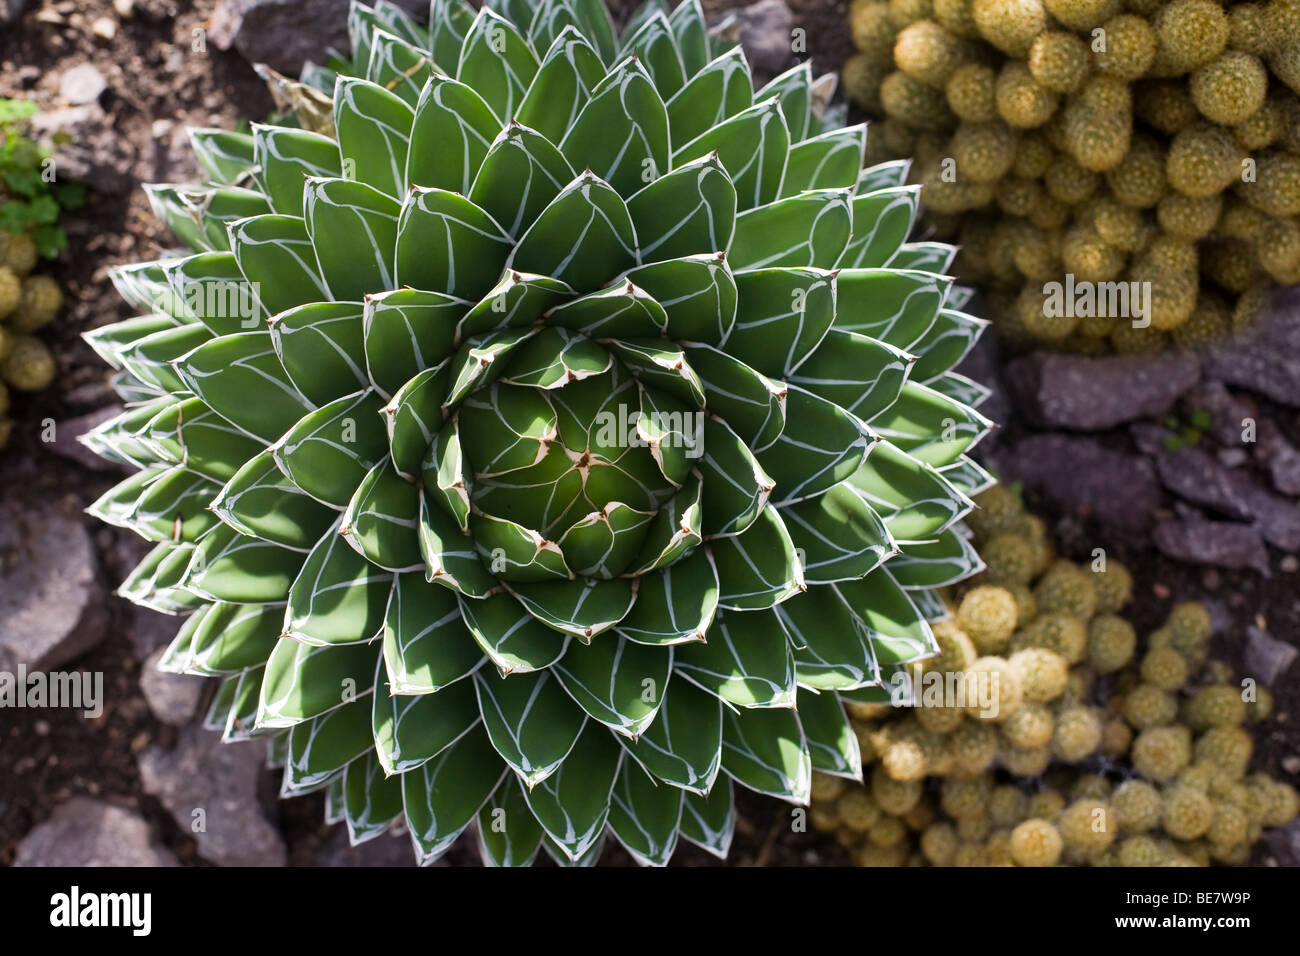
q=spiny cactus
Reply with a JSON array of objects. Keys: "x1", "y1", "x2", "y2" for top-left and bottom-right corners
[
  {"x1": 812, "y1": 489, "x2": 1298, "y2": 866},
  {"x1": 82, "y1": 0, "x2": 994, "y2": 866},
  {"x1": 843, "y1": 0, "x2": 1300, "y2": 354}
]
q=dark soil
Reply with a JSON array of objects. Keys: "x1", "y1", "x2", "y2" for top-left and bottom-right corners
[{"x1": 0, "y1": 0, "x2": 272, "y2": 866}]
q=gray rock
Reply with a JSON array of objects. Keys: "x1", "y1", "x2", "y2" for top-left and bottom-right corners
[
  {"x1": 30, "y1": 104, "x2": 135, "y2": 194},
  {"x1": 1243, "y1": 626, "x2": 1299, "y2": 686},
  {"x1": 1127, "y1": 421, "x2": 1177, "y2": 457},
  {"x1": 1202, "y1": 291, "x2": 1300, "y2": 407},
  {"x1": 1262, "y1": 819, "x2": 1300, "y2": 867},
  {"x1": 1153, "y1": 518, "x2": 1271, "y2": 574},
  {"x1": 59, "y1": 63, "x2": 107, "y2": 105},
  {"x1": 315, "y1": 826, "x2": 418, "y2": 867},
  {"x1": 1255, "y1": 418, "x2": 1300, "y2": 497},
  {"x1": 137, "y1": 726, "x2": 286, "y2": 867},
  {"x1": 1153, "y1": 446, "x2": 1300, "y2": 550},
  {"x1": 993, "y1": 434, "x2": 1162, "y2": 530},
  {"x1": 1004, "y1": 350, "x2": 1201, "y2": 431},
  {"x1": 1216, "y1": 446, "x2": 1249, "y2": 468},
  {"x1": 1238, "y1": 485, "x2": 1300, "y2": 552},
  {"x1": 1185, "y1": 380, "x2": 1257, "y2": 448},
  {"x1": 140, "y1": 646, "x2": 205, "y2": 725},
  {"x1": 1, "y1": 0, "x2": 31, "y2": 25},
  {"x1": 1199, "y1": 597, "x2": 1234, "y2": 638},
  {"x1": 955, "y1": 330, "x2": 1009, "y2": 448},
  {"x1": 132, "y1": 605, "x2": 180, "y2": 660},
  {"x1": 715, "y1": 0, "x2": 795, "y2": 83},
  {"x1": 0, "y1": 498, "x2": 106, "y2": 673},
  {"x1": 1268, "y1": 444, "x2": 1300, "y2": 497},
  {"x1": 44, "y1": 405, "x2": 124, "y2": 472},
  {"x1": 14, "y1": 797, "x2": 178, "y2": 867},
  {"x1": 210, "y1": 0, "x2": 425, "y2": 75},
  {"x1": 1153, "y1": 446, "x2": 1253, "y2": 520}
]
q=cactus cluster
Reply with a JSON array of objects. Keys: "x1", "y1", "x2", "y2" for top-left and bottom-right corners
[
  {"x1": 810, "y1": 486, "x2": 1298, "y2": 865},
  {"x1": 0, "y1": 96, "x2": 79, "y2": 448},
  {"x1": 842, "y1": 0, "x2": 1300, "y2": 354},
  {"x1": 0, "y1": 230, "x2": 62, "y2": 448}
]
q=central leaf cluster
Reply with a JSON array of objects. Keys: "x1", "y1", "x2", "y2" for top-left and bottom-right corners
[{"x1": 456, "y1": 328, "x2": 687, "y2": 582}]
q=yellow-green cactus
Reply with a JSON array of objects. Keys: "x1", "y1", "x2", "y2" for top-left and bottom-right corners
[
  {"x1": 873, "y1": 764, "x2": 925, "y2": 813},
  {"x1": 0, "y1": 266, "x2": 20, "y2": 319},
  {"x1": 950, "y1": 719, "x2": 1000, "y2": 773},
  {"x1": 1052, "y1": 706, "x2": 1104, "y2": 761},
  {"x1": 12, "y1": 274, "x2": 62, "y2": 333},
  {"x1": 945, "y1": 62, "x2": 999, "y2": 121},
  {"x1": 1190, "y1": 51, "x2": 1268, "y2": 124},
  {"x1": 889, "y1": 0, "x2": 937, "y2": 29},
  {"x1": 1033, "y1": 560, "x2": 1100, "y2": 619},
  {"x1": 1029, "y1": 30, "x2": 1092, "y2": 92},
  {"x1": 1089, "y1": 558, "x2": 1133, "y2": 615},
  {"x1": 1113, "y1": 779, "x2": 1164, "y2": 832},
  {"x1": 1009, "y1": 647, "x2": 1070, "y2": 702},
  {"x1": 1124, "y1": 683, "x2": 1179, "y2": 728},
  {"x1": 1134, "y1": 80, "x2": 1200, "y2": 134},
  {"x1": 997, "y1": 176, "x2": 1044, "y2": 217},
  {"x1": 1193, "y1": 726, "x2": 1253, "y2": 779},
  {"x1": 1090, "y1": 198, "x2": 1146, "y2": 250},
  {"x1": 1228, "y1": 2, "x2": 1277, "y2": 54},
  {"x1": 1238, "y1": 150, "x2": 1300, "y2": 216},
  {"x1": 982, "y1": 532, "x2": 1037, "y2": 583},
  {"x1": 919, "y1": 821, "x2": 960, "y2": 864},
  {"x1": 1013, "y1": 612, "x2": 1088, "y2": 664},
  {"x1": 1167, "y1": 601, "x2": 1213, "y2": 645},
  {"x1": 852, "y1": 0, "x2": 901, "y2": 62},
  {"x1": 1232, "y1": 97, "x2": 1282, "y2": 150},
  {"x1": 1166, "y1": 123, "x2": 1243, "y2": 198},
  {"x1": 842, "y1": 53, "x2": 893, "y2": 113},
  {"x1": 972, "y1": 0, "x2": 1047, "y2": 56},
  {"x1": 1161, "y1": 785, "x2": 1214, "y2": 839},
  {"x1": 1009, "y1": 818, "x2": 1064, "y2": 865},
  {"x1": 1059, "y1": 798, "x2": 1116, "y2": 856},
  {"x1": 1152, "y1": 0, "x2": 1230, "y2": 74},
  {"x1": 1141, "y1": 646, "x2": 1190, "y2": 690},
  {"x1": 932, "y1": 0, "x2": 981, "y2": 36},
  {"x1": 956, "y1": 585, "x2": 1019, "y2": 654},
  {"x1": 1185, "y1": 686, "x2": 1242, "y2": 733},
  {"x1": 1172, "y1": 293, "x2": 1233, "y2": 348},
  {"x1": 963, "y1": 656, "x2": 1025, "y2": 719},
  {"x1": 1087, "y1": 615, "x2": 1138, "y2": 673},
  {"x1": 930, "y1": 619, "x2": 979, "y2": 674},
  {"x1": 1106, "y1": 133, "x2": 1167, "y2": 206},
  {"x1": 895, "y1": 18, "x2": 973, "y2": 86},
  {"x1": 1, "y1": 334, "x2": 56, "y2": 392},
  {"x1": 882, "y1": 70, "x2": 958, "y2": 127},
  {"x1": 1132, "y1": 725, "x2": 1193, "y2": 781},
  {"x1": 1094, "y1": 13, "x2": 1159, "y2": 78},
  {"x1": 996, "y1": 61, "x2": 1061, "y2": 127},
  {"x1": 989, "y1": 785, "x2": 1029, "y2": 827},
  {"x1": 1046, "y1": 0, "x2": 1121, "y2": 30},
  {"x1": 1064, "y1": 104, "x2": 1132, "y2": 171},
  {"x1": 1156, "y1": 191, "x2": 1223, "y2": 238},
  {"x1": 0, "y1": 232, "x2": 38, "y2": 276},
  {"x1": 839, "y1": 788, "x2": 884, "y2": 830},
  {"x1": 951, "y1": 120, "x2": 1020, "y2": 180}
]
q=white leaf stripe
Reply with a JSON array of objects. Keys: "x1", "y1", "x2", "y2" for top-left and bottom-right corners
[{"x1": 228, "y1": 214, "x2": 332, "y2": 304}]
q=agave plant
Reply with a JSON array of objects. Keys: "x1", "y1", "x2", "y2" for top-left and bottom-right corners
[{"x1": 84, "y1": 0, "x2": 994, "y2": 866}]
